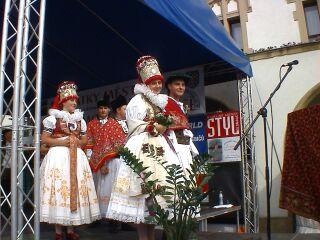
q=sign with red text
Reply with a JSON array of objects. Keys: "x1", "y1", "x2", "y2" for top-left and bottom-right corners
[{"x1": 206, "y1": 111, "x2": 241, "y2": 163}]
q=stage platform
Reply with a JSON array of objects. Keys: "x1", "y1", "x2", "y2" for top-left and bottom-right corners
[
  {"x1": 30, "y1": 231, "x2": 320, "y2": 240},
  {"x1": 1, "y1": 222, "x2": 319, "y2": 239},
  {"x1": 2, "y1": 224, "x2": 319, "y2": 240}
]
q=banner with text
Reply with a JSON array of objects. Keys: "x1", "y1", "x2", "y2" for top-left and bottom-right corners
[
  {"x1": 188, "y1": 114, "x2": 207, "y2": 154},
  {"x1": 206, "y1": 111, "x2": 241, "y2": 163}
]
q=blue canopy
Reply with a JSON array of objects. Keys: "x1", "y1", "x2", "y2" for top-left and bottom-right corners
[
  {"x1": 20, "y1": 0, "x2": 252, "y2": 95},
  {"x1": 143, "y1": 0, "x2": 252, "y2": 77}
]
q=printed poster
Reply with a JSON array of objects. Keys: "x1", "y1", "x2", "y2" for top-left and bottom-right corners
[{"x1": 206, "y1": 111, "x2": 241, "y2": 163}]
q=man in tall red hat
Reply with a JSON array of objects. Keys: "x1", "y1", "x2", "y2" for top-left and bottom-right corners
[{"x1": 86, "y1": 97, "x2": 126, "y2": 232}]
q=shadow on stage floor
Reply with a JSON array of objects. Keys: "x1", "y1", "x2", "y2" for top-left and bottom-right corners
[{"x1": 1, "y1": 221, "x2": 320, "y2": 239}]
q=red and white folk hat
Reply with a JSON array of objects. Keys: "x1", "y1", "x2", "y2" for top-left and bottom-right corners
[
  {"x1": 51, "y1": 81, "x2": 78, "y2": 110},
  {"x1": 136, "y1": 56, "x2": 164, "y2": 85}
]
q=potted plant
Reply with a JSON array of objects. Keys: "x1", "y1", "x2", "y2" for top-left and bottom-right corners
[{"x1": 118, "y1": 146, "x2": 213, "y2": 240}]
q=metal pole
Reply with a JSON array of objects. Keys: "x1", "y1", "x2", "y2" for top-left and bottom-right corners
[
  {"x1": 238, "y1": 79, "x2": 248, "y2": 232},
  {"x1": 261, "y1": 109, "x2": 271, "y2": 240},
  {"x1": 234, "y1": 66, "x2": 293, "y2": 152},
  {"x1": 0, "y1": 0, "x2": 12, "y2": 119},
  {"x1": 11, "y1": 0, "x2": 27, "y2": 238},
  {"x1": 238, "y1": 77, "x2": 259, "y2": 233},
  {"x1": 249, "y1": 78, "x2": 259, "y2": 233},
  {"x1": 18, "y1": 1, "x2": 32, "y2": 237},
  {"x1": 0, "y1": 1, "x2": 13, "y2": 237},
  {"x1": 237, "y1": 210, "x2": 240, "y2": 232},
  {"x1": 34, "y1": 1, "x2": 46, "y2": 239}
]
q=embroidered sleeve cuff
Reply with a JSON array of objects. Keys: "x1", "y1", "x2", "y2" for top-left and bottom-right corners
[{"x1": 43, "y1": 127, "x2": 53, "y2": 134}]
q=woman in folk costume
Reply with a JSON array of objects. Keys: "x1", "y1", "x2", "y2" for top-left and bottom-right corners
[
  {"x1": 40, "y1": 81, "x2": 100, "y2": 240},
  {"x1": 106, "y1": 56, "x2": 190, "y2": 240}
]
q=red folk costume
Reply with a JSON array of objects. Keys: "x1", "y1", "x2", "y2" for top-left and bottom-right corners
[
  {"x1": 86, "y1": 115, "x2": 126, "y2": 216},
  {"x1": 164, "y1": 97, "x2": 190, "y2": 131},
  {"x1": 87, "y1": 117, "x2": 126, "y2": 173}
]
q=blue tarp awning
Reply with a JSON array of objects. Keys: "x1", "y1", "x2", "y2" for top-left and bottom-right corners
[
  {"x1": 33, "y1": 0, "x2": 252, "y2": 95},
  {"x1": 143, "y1": 0, "x2": 252, "y2": 76}
]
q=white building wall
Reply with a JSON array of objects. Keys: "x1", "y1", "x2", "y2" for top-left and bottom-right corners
[
  {"x1": 206, "y1": 0, "x2": 319, "y2": 220},
  {"x1": 247, "y1": 0, "x2": 301, "y2": 50},
  {"x1": 251, "y1": 50, "x2": 320, "y2": 218},
  {"x1": 244, "y1": 0, "x2": 320, "y2": 219}
]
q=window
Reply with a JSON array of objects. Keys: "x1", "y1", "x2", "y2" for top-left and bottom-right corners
[
  {"x1": 303, "y1": 2, "x2": 320, "y2": 39},
  {"x1": 229, "y1": 17, "x2": 243, "y2": 49},
  {"x1": 207, "y1": 0, "x2": 252, "y2": 53},
  {"x1": 288, "y1": 0, "x2": 320, "y2": 42}
]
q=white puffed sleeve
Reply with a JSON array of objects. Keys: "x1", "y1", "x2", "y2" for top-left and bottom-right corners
[
  {"x1": 42, "y1": 116, "x2": 56, "y2": 134},
  {"x1": 80, "y1": 119, "x2": 87, "y2": 135},
  {"x1": 126, "y1": 94, "x2": 147, "y2": 121},
  {"x1": 126, "y1": 94, "x2": 148, "y2": 136}
]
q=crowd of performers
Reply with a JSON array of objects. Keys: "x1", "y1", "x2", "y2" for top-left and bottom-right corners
[{"x1": 40, "y1": 56, "x2": 198, "y2": 240}]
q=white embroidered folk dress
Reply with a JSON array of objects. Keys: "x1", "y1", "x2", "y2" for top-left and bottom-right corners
[
  {"x1": 40, "y1": 109, "x2": 100, "y2": 225},
  {"x1": 96, "y1": 159, "x2": 121, "y2": 215},
  {"x1": 106, "y1": 84, "x2": 188, "y2": 223}
]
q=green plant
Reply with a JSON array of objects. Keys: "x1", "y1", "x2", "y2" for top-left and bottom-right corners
[{"x1": 118, "y1": 146, "x2": 214, "y2": 240}]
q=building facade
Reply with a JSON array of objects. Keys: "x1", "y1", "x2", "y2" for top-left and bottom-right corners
[{"x1": 208, "y1": 0, "x2": 320, "y2": 232}]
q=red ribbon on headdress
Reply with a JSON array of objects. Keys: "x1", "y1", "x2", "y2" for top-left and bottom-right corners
[
  {"x1": 51, "y1": 81, "x2": 78, "y2": 110},
  {"x1": 59, "y1": 95, "x2": 78, "y2": 105},
  {"x1": 51, "y1": 95, "x2": 61, "y2": 110}
]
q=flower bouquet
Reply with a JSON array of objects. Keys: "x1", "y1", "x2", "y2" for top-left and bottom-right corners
[{"x1": 154, "y1": 112, "x2": 173, "y2": 127}]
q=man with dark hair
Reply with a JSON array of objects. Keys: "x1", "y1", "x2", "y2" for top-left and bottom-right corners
[
  {"x1": 165, "y1": 74, "x2": 189, "y2": 103},
  {"x1": 110, "y1": 95, "x2": 128, "y2": 134},
  {"x1": 86, "y1": 98, "x2": 111, "y2": 183}
]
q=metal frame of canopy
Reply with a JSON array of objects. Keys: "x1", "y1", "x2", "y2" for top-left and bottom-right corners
[{"x1": 0, "y1": 1, "x2": 258, "y2": 239}]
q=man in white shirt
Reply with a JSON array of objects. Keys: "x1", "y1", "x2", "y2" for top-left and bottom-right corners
[{"x1": 165, "y1": 74, "x2": 198, "y2": 168}]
